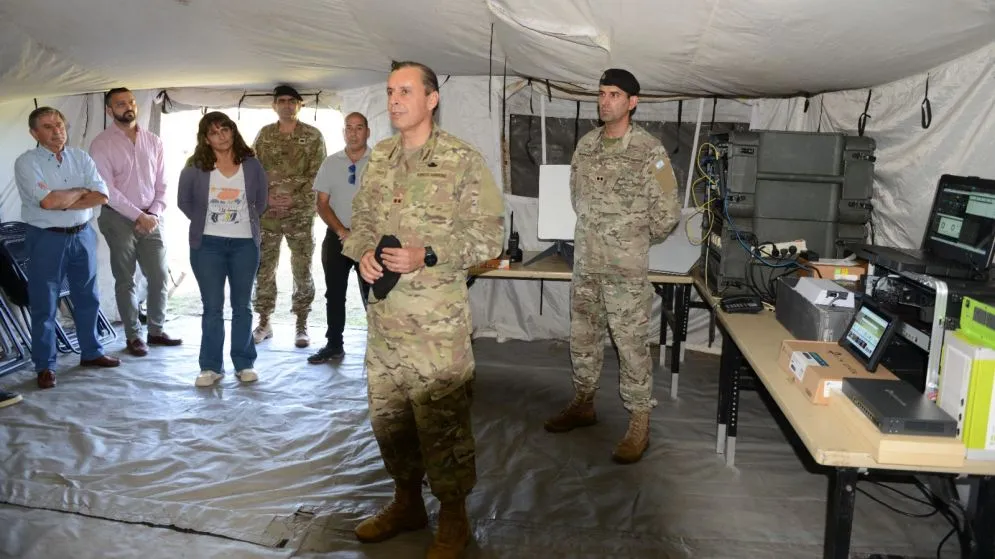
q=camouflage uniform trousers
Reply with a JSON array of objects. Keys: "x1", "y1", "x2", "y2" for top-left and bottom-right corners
[
  {"x1": 254, "y1": 214, "x2": 315, "y2": 319},
  {"x1": 365, "y1": 328, "x2": 476, "y2": 503},
  {"x1": 570, "y1": 272, "x2": 657, "y2": 413}
]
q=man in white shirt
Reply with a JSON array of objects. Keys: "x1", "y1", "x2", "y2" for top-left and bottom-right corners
[{"x1": 308, "y1": 112, "x2": 371, "y2": 363}]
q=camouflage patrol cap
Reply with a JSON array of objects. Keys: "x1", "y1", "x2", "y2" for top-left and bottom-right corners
[
  {"x1": 599, "y1": 69, "x2": 640, "y2": 96},
  {"x1": 373, "y1": 235, "x2": 402, "y2": 300},
  {"x1": 273, "y1": 84, "x2": 303, "y2": 101}
]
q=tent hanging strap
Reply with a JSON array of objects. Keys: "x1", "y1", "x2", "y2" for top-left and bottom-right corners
[
  {"x1": 156, "y1": 90, "x2": 174, "y2": 114},
  {"x1": 857, "y1": 89, "x2": 873, "y2": 136},
  {"x1": 544, "y1": 79, "x2": 552, "y2": 102},
  {"x1": 803, "y1": 93, "x2": 810, "y2": 113},
  {"x1": 573, "y1": 101, "x2": 580, "y2": 149},
  {"x1": 488, "y1": 23, "x2": 494, "y2": 114},
  {"x1": 33, "y1": 98, "x2": 38, "y2": 109},
  {"x1": 83, "y1": 97, "x2": 90, "y2": 136},
  {"x1": 710, "y1": 97, "x2": 717, "y2": 128},
  {"x1": 236, "y1": 91, "x2": 247, "y2": 119},
  {"x1": 921, "y1": 74, "x2": 932, "y2": 129},
  {"x1": 527, "y1": 79, "x2": 534, "y2": 114},
  {"x1": 674, "y1": 100, "x2": 683, "y2": 154},
  {"x1": 501, "y1": 58, "x2": 508, "y2": 141},
  {"x1": 313, "y1": 91, "x2": 321, "y2": 121}
]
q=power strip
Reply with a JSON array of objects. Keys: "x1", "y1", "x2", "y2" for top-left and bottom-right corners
[{"x1": 757, "y1": 239, "x2": 807, "y2": 258}]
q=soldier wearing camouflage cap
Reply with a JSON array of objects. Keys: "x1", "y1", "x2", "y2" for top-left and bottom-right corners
[
  {"x1": 251, "y1": 84, "x2": 327, "y2": 347},
  {"x1": 341, "y1": 61, "x2": 504, "y2": 558},
  {"x1": 544, "y1": 68, "x2": 681, "y2": 464}
]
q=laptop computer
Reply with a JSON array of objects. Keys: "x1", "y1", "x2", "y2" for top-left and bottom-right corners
[{"x1": 851, "y1": 174, "x2": 995, "y2": 281}]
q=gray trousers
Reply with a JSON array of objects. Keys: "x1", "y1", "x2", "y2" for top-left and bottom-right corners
[{"x1": 97, "y1": 207, "x2": 169, "y2": 341}]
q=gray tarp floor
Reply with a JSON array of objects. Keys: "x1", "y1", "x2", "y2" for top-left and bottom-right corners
[{"x1": 0, "y1": 318, "x2": 956, "y2": 558}]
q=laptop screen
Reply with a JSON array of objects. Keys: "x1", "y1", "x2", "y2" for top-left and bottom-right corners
[{"x1": 924, "y1": 175, "x2": 995, "y2": 268}]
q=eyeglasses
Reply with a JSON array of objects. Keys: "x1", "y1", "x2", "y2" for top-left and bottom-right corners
[{"x1": 349, "y1": 164, "x2": 356, "y2": 185}]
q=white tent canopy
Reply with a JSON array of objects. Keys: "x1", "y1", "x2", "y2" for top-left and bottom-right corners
[
  {"x1": 1, "y1": 1, "x2": 995, "y2": 350},
  {"x1": 2, "y1": 0, "x2": 995, "y2": 101}
]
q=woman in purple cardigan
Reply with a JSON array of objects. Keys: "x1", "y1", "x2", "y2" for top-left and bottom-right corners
[{"x1": 177, "y1": 111, "x2": 268, "y2": 387}]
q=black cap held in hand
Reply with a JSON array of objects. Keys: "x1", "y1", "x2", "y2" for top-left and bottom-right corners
[
  {"x1": 599, "y1": 69, "x2": 640, "y2": 96},
  {"x1": 373, "y1": 235, "x2": 403, "y2": 300},
  {"x1": 273, "y1": 84, "x2": 303, "y2": 101}
]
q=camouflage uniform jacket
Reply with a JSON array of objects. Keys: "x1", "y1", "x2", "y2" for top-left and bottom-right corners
[
  {"x1": 253, "y1": 121, "x2": 326, "y2": 218},
  {"x1": 571, "y1": 123, "x2": 681, "y2": 278},
  {"x1": 342, "y1": 127, "x2": 504, "y2": 390}
]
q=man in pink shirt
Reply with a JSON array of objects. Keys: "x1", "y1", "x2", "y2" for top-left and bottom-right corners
[{"x1": 89, "y1": 87, "x2": 182, "y2": 356}]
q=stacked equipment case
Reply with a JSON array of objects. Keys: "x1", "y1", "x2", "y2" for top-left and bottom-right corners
[{"x1": 701, "y1": 130, "x2": 877, "y2": 295}]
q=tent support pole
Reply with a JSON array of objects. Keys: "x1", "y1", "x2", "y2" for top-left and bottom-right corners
[
  {"x1": 683, "y1": 98, "x2": 706, "y2": 209},
  {"x1": 540, "y1": 93, "x2": 547, "y2": 165}
]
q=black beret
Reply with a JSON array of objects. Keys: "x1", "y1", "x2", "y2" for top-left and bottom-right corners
[
  {"x1": 373, "y1": 235, "x2": 403, "y2": 300},
  {"x1": 273, "y1": 84, "x2": 303, "y2": 101},
  {"x1": 599, "y1": 69, "x2": 640, "y2": 96}
]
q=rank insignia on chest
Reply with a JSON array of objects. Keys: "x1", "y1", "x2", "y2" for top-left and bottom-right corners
[{"x1": 297, "y1": 138, "x2": 307, "y2": 145}]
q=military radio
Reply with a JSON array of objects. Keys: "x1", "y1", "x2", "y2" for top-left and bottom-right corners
[{"x1": 506, "y1": 212, "x2": 523, "y2": 263}]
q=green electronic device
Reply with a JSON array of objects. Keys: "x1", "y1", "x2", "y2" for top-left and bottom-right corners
[{"x1": 961, "y1": 297, "x2": 995, "y2": 349}]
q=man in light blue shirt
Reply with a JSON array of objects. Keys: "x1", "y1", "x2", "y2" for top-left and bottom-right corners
[
  {"x1": 307, "y1": 112, "x2": 371, "y2": 364},
  {"x1": 13, "y1": 106, "x2": 121, "y2": 389}
]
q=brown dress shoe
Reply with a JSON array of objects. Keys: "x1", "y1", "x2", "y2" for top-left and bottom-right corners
[
  {"x1": 148, "y1": 333, "x2": 183, "y2": 346},
  {"x1": 37, "y1": 369, "x2": 56, "y2": 389},
  {"x1": 80, "y1": 355, "x2": 121, "y2": 368},
  {"x1": 127, "y1": 338, "x2": 149, "y2": 357}
]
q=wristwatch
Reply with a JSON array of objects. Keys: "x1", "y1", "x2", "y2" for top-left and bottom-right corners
[{"x1": 424, "y1": 246, "x2": 437, "y2": 267}]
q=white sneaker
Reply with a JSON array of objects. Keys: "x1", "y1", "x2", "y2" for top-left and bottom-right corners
[
  {"x1": 252, "y1": 323, "x2": 273, "y2": 344},
  {"x1": 236, "y1": 368, "x2": 258, "y2": 383},
  {"x1": 195, "y1": 370, "x2": 223, "y2": 387}
]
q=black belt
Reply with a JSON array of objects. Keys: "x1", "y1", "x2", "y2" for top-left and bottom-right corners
[{"x1": 46, "y1": 223, "x2": 88, "y2": 235}]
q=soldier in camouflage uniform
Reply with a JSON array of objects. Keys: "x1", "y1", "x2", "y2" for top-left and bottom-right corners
[
  {"x1": 341, "y1": 62, "x2": 504, "y2": 559},
  {"x1": 251, "y1": 85, "x2": 327, "y2": 347},
  {"x1": 544, "y1": 69, "x2": 681, "y2": 465}
]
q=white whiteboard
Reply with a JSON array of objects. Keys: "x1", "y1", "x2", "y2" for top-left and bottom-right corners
[
  {"x1": 537, "y1": 164, "x2": 702, "y2": 274},
  {"x1": 648, "y1": 208, "x2": 703, "y2": 274},
  {"x1": 537, "y1": 164, "x2": 575, "y2": 241}
]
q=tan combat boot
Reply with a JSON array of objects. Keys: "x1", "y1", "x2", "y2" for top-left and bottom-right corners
[
  {"x1": 252, "y1": 316, "x2": 272, "y2": 344},
  {"x1": 295, "y1": 314, "x2": 310, "y2": 348},
  {"x1": 612, "y1": 411, "x2": 650, "y2": 464},
  {"x1": 426, "y1": 499, "x2": 471, "y2": 559},
  {"x1": 543, "y1": 392, "x2": 597, "y2": 433},
  {"x1": 355, "y1": 482, "x2": 428, "y2": 543}
]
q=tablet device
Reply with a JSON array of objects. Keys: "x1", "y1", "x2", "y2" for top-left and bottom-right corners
[{"x1": 838, "y1": 298, "x2": 900, "y2": 372}]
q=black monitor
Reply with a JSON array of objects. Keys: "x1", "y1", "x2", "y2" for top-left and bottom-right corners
[
  {"x1": 923, "y1": 174, "x2": 995, "y2": 270},
  {"x1": 838, "y1": 298, "x2": 900, "y2": 372}
]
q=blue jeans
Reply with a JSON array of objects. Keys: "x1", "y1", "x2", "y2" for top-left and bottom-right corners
[
  {"x1": 24, "y1": 223, "x2": 104, "y2": 371},
  {"x1": 189, "y1": 235, "x2": 259, "y2": 373}
]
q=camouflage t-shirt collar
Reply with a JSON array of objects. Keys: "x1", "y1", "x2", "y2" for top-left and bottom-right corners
[
  {"x1": 387, "y1": 126, "x2": 441, "y2": 166},
  {"x1": 596, "y1": 124, "x2": 634, "y2": 152}
]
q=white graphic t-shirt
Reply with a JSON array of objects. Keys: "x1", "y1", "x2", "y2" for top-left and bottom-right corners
[{"x1": 203, "y1": 165, "x2": 252, "y2": 239}]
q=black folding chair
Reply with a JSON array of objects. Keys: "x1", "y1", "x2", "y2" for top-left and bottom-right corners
[{"x1": 0, "y1": 221, "x2": 116, "y2": 354}]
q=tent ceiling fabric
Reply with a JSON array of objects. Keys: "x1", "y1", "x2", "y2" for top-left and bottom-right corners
[{"x1": 1, "y1": 0, "x2": 994, "y2": 102}]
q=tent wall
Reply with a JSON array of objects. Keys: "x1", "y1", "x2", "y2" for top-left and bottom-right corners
[
  {"x1": 752, "y1": 41, "x2": 995, "y2": 252},
  {"x1": 0, "y1": 90, "x2": 162, "y2": 323},
  {"x1": 453, "y1": 84, "x2": 754, "y2": 350}
]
